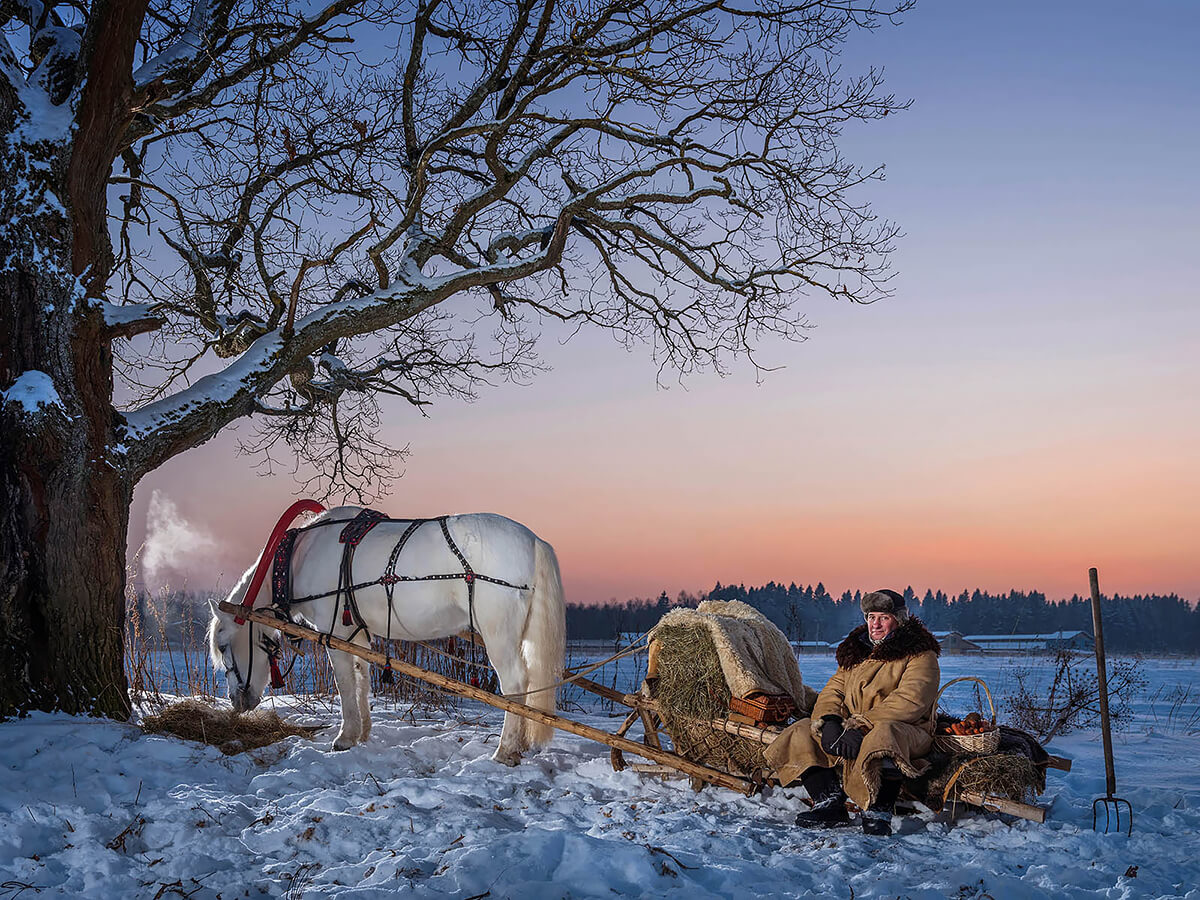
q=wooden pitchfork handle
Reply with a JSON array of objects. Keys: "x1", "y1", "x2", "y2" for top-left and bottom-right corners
[{"x1": 1089, "y1": 567, "x2": 1117, "y2": 798}]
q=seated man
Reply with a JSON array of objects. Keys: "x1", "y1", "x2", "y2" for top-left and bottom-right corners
[{"x1": 764, "y1": 589, "x2": 940, "y2": 836}]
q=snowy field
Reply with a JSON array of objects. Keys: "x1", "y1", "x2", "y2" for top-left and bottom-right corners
[{"x1": 2, "y1": 654, "x2": 1198, "y2": 898}]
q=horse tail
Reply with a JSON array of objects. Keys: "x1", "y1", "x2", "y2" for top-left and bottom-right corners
[{"x1": 522, "y1": 537, "x2": 567, "y2": 747}]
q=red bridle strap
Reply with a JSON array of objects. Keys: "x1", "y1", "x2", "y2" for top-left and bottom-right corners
[{"x1": 234, "y1": 499, "x2": 327, "y2": 624}]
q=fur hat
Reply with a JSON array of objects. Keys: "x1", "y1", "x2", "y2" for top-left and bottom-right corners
[{"x1": 860, "y1": 589, "x2": 909, "y2": 621}]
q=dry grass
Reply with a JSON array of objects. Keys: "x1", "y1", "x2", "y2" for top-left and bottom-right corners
[
  {"x1": 141, "y1": 698, "x2": 322, "y2": 755},
  {"x1": 999, "y1": 648, "x2": 1147, "y2": 741},
  {"x1": 923, "y1": 752, "x2": 1045, "y2": 811},
  {"x1": 652, "y1": 624, "x2": 770, "y2": 777},
  {"x1": 124, "y1": 571, "x2": 486, "y2": 723}
]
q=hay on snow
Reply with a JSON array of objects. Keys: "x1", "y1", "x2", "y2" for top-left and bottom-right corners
[{"x1": 141, "y1": 699, "x2": 320, "y2": 755}]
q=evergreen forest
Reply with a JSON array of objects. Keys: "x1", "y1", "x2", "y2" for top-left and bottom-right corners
[{"x1": 566, "y1": 583, "x2": 1200, "y2": 654}]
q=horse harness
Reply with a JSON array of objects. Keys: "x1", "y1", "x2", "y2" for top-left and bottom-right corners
[{"x1": 266, "y1": 509, "x2": 530, "y2": 684}]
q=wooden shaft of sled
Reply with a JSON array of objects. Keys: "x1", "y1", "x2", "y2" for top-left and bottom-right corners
[
  {"x1": 222, "y1": 603, "x2": 754, "y2": 795},
  {"x1": 708, "y1": 717, "x2": 781, "y2": 745},
  {"x1": 956, "y1": 790, "x2": 1046, "y2": 823},
  {"x1": 566, "y1": 672, "x2": 651, "y2": 710},
  {"x1": 1044, "y1": 755, "x2": 1071, "y2": 772}
]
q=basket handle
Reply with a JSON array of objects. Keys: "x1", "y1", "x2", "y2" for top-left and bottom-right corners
[{"x1": 935, "y1": 676, "x2": 996, "y2": 722}]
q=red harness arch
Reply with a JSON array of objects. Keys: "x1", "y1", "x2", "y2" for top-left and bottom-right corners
[{"x1": 234, "y1": 499, "x2": 327, "y2": 625}]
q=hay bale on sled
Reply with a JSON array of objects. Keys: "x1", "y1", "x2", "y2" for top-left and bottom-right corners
[
  {"x1": 652, "y1": 623, "x2": 770, "y2": 776},
  {"x1": 141, "y1": 699, "x2": 320, "y2": 755},
  {"x1": 648, "y1": 601, "x2": 815, "y2": 778}
]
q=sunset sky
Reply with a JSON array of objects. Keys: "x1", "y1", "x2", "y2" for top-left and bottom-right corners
[{"x1": 127, "y1": 1, "x2": 1200, "y2": 608}]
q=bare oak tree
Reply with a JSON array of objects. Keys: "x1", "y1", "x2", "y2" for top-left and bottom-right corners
[{"x1": 0, "y1": 0, "x2": 909, "y2": 718}]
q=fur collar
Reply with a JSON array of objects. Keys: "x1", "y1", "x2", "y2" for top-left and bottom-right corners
[{"x1": 835, "y1": 618, "x2": 940, "y2": 669}]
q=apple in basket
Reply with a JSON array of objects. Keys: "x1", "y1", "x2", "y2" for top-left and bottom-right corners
[{"x1": 939, "y1": 712, "x2": 996, "y2": 736}]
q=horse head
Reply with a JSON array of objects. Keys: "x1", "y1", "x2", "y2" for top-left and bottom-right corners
[{"x1": 208, "y1": 598, "x2": 279, "y2": 712}]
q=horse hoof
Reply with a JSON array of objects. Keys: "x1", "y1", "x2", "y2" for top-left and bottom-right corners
[
  {"x1": 493, "y1": 750, "x2": 522, "y2": 767},
  {"x1": 332, "y1": 736, "x2": 356, "y2": 751}
]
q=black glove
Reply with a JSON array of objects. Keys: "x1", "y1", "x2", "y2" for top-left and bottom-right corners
[
  {"x1": 819, "y1": 715, "x2": 844, "y2": 755},
  {"x1": 819, "y1": 714, "x2": 865, "y2": 760}
]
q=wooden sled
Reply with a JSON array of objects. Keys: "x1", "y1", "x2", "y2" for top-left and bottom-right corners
[
  {"x1": 567, "y1": 669, "x2": 1070, "y2": 823},
  {"x1": 217, "y1": 603, "x2": 1069, "y2": 820},
  {"x1": 218, "y1": 602, "x2": 752, "y2": 793}
]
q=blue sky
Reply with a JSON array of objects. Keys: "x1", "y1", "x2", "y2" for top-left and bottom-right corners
[{"x1": 129, "y1": 1, "x2": 1200, "y2": 608}]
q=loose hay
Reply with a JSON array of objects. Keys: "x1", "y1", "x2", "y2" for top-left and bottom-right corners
[
  {"x1": 141, "y1": 699, "x2": 320, "y2": 755},
  {"x1": 918, "y1": 751, "x2": 1046, "y2": 812},
  {"x1": 651, "y1": 624, "x2": 770, "y2": 777}
]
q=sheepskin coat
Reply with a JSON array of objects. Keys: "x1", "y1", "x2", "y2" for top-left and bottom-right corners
[{"x1": 765, "y1": 618, "x2": 941, "y2": 810}]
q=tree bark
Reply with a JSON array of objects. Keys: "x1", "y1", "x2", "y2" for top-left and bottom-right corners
[
  {"x1": 0, "y1": 282, "x2": 132, "y2": 718},
  {"x1": 69, "y1": 0, "x2": 146, "y2": 294},
  {"x1": 0, "y1": 0, "x2": 140, "y2": 715},
  {"x1": 0, "y1": 245, "x2": 132, "y2": 719}
]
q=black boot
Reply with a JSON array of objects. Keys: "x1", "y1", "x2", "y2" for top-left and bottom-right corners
[
  {"x1": 861, "y1": 773, "x2": 902, "y2": 836},
  {"x1": 794, "y1": 766, "x2": 850, "y2": 829}
]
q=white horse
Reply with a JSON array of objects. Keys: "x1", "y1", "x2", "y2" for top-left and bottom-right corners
[{"x1": 208, "y1": 505, "x2": 566, "y2": 765}]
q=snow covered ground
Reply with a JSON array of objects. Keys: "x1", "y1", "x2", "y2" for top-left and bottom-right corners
[{"x1": 2, "y1": 655, "x2": 1198, "y2": 898}]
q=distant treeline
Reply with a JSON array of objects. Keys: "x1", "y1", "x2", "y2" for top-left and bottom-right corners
[
  {"x1": 131, "y1": 582, "x2": 1198, "y2": 655},
  {"x1": 567, "y1": 583, "x2": 1200, "y2": 654},
  {"x1": 128, "y1": 588, "x2": 217, "y2": 644}
]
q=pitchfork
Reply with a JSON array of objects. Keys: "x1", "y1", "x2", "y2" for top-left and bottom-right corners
[{"x1": 1089, "y1": 567, "x2": 1132, "y2": 835}]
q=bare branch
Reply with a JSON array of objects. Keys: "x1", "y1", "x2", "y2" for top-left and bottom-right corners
[{"x1": 89, "y1": 0, "x2": 910, "y2": 495}]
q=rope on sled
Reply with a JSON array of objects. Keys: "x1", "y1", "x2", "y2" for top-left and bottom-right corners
[
  {"x1": 503, "y1": 634, "x2": 651, "y2": 700},
  {"x1": 390, "y1": 631, "x2": 650, "y2": 700}
]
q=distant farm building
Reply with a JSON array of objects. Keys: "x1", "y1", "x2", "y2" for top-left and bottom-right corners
[
  {"x1": 963, "y1": 631, "x2": 1094, "y2": 654},
  {"x1": 931, "y1": 631, "x2": 983, "y2": 654},
  {"x1": 791, "y1": 640, "x2": 835, "y2": 654}
]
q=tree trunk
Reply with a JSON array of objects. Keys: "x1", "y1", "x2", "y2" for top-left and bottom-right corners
[
  {"x1": 0, "y1": 230, "x2": 131, "y2": 721},
  {"x1": 0, "y1": 1, "x2": 147, "y2": 719},
  {"x1": 0, "y1": 446, "x2": 132, "y2": 720}
]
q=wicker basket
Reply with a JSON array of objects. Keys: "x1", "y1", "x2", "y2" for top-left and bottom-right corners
[{"x1": 933, "y1": 676, "x2": 1001, "y2": 756}]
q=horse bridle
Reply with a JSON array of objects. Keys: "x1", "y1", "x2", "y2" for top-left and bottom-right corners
[{"x1": 227, "y1": 622, "x2": 292, "y2": 697}]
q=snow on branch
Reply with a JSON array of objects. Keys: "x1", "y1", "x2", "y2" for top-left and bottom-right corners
[
  {"x1": 97, "y1": 300, "x2": 165, "y2": 338},
  {"x1": 133, "y1": 0, "x2": 213, "y2": 88},
  {"x1": 101, "y1": 0, "x2": 909, "y2": 489}
]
